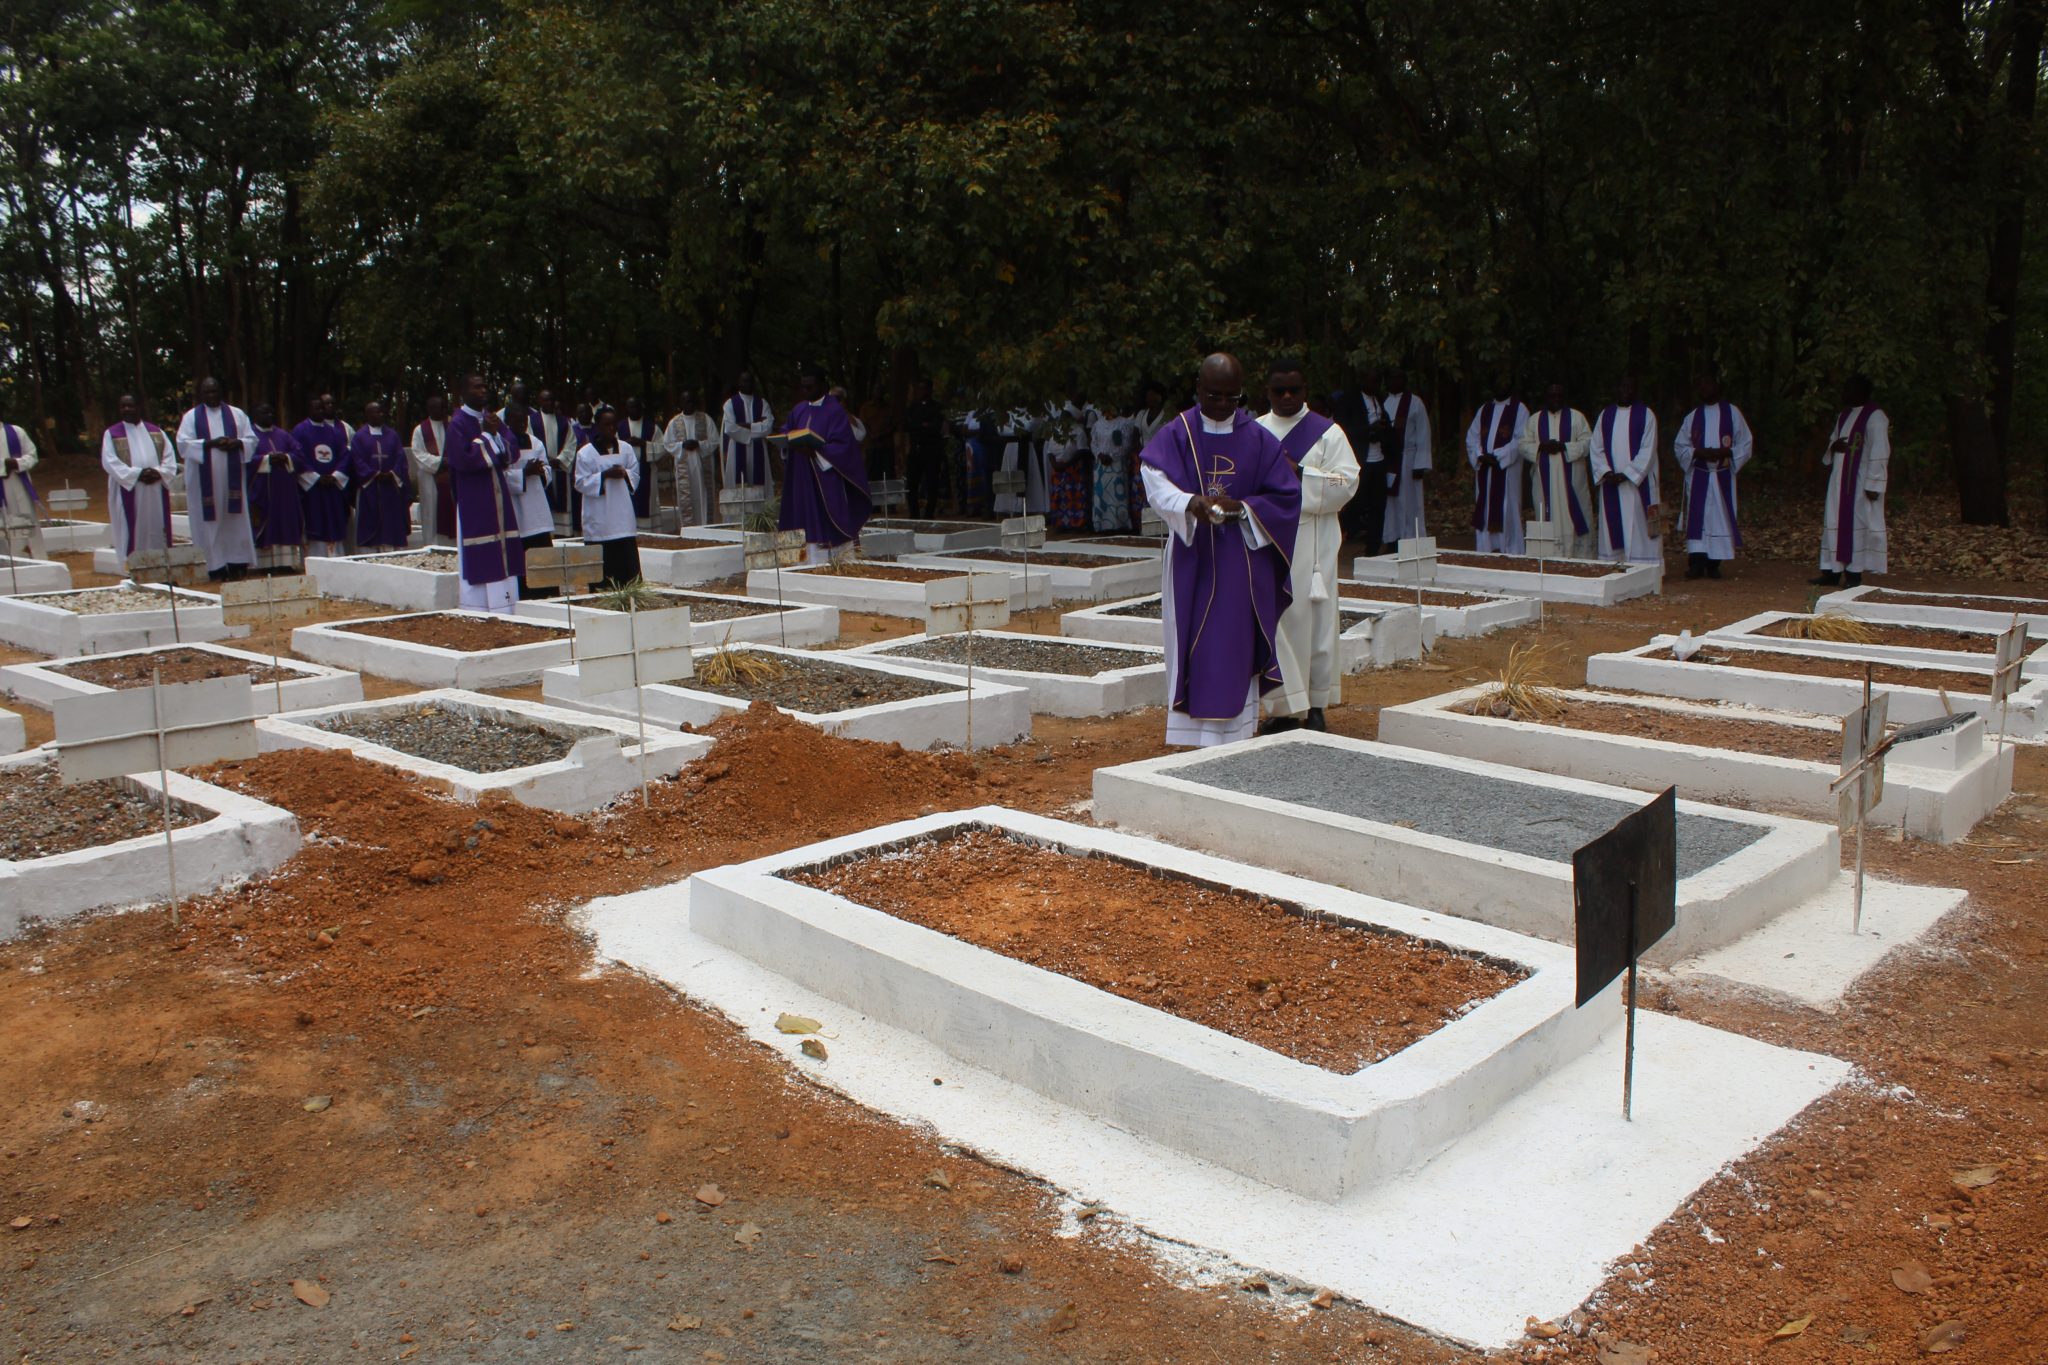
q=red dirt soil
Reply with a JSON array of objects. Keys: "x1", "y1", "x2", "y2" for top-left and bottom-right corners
[{"x1": 336, "y1": 612, "x2": 565, "y2": 649}]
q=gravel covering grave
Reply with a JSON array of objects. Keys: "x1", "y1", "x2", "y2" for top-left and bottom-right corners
[
  {"x1": 1341, "y1": 583, "x2": 1507, "y2": 608},
  {"x1": 565, "y1": 590, "x2": 787, "y2": 621},
  {"x1": 24, "y1": 587, "x2": 185, "y2": 615},
  {"x1": 937, "y1": 548, "x2": 1130, "y2": 568},
  {"x1": 0, "y1": 762, "x2": 204, "y2": 861},
  {"x1": 1671, "y1": 645, "x2": 1991, "y2": 694},
  {"x1": 1076, "y1": 535, "x2": 1166, "y2": 547},
  {"x1": 51, "y1": 647, "x2": 297, "y2": 689},
  {"x1": 867, "y1": 519, "x2": 997, "y2": 534},
  {"x1": 336, "y1": 613, "x2": 564, "y2": 649},
  {"x1": 1177, "y1": 744, "x2": 1766, "y2": 875},
  {"x1": 314, "y1": 704, "x2": 603, "y2": 773},
  {"x1": 354, "y1": 550, "x2": 461, "y2": 572},
  {"x1": 1106, "y1": 598, "x2": 1165, "y2": 619},
  {"x1": 881, "y1": 636, "x2": 1152, "y2": 676},
  {"x1": 786, "y1": 827, "x2": 1525, "y2": 1073},
  {"x1": 688, "y1": 653, "x2": 956, "y2": 710}
]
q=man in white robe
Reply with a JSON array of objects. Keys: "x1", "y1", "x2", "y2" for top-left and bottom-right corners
[
  {"x1": 176, "y1": 377, "x2": 257, "y2": 579},
  {"x1": 1257, "y1": 359, "x2": 1358, "y2": 733},
  {"x1": 1589, "y1": 377, "x2": 1662, "y2": 566},
  {"x1": 1464, "y1": 383, "x2": 1528, "y2": 554},
  {"x1": 102, "y1": 394, "x2": 176, "y2": 570},
  {"x1": 1380, "y1": 366, "x2": 1432, "y2": 545},
  {"x1": 1518, "y1": 383, "x2": 1596, "y2": 559},
  {"x1": 661, "y1": 389, "x2": 719, "y2": 527},
  {"x1": 991, "y1": 407, "x2": 1037, "y2": 515},
  {"x1": 0, "y1": 414, "x2": 45, "y2": 560},
  {"x1": 1815, "y1": 374, "x2": 1889, "y2": 586},
  {"x1": 720, "y1": 371, "x2": 776, "y2": 518},
  {"x1": 409, "y1": 395, "x2": 452, "y2": 547},
  {"x1": 1672, "y1": 373, "x2": 1754, "y2": 579}
]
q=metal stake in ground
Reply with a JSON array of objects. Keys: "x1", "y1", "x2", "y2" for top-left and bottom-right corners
[
  {"x1": 573, "y1": 604, "x2": 693, "y2": 804},
  {"x1": 1571, "y1": 785, "x2": 1677, "y2": 1121},
  {"x1": 220, "y1": 573, "x2": 319, "y2": 712},
  {"x1": 127, "y1": 546, "x2": 206, "y2": 644},
  {"x1": 744, "y1": 529, "x2": 806, "y2": 648},
  {"x1": 53, "y1": 669, "x2": 259, "y2": 929},
  {"x1": 1830, "y1": 669, "x2": 1890, "y2": 936},
  {"x1": 1002, "y1": 514, "x2": 1046, "y2": 602},
  {"x1": 924, "y1": 572, "x2": 1011, "y2": 754},
  {"x1": 1393, "y1": 534, "x2": 1439, "y2": 646},
  {"x1": 524, "y1": 545, "x2": 604, "y2": 658}
]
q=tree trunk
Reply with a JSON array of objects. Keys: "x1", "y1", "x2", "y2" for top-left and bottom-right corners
[{"x1": 1947, "y1": 396, "x2": 2006, "y2": 524}]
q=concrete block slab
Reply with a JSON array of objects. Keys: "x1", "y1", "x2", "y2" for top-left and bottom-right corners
[
  {"x1": 291, "y1": 610, "x2": 573, "y2": 688},
  {"x1": 305, "y1": 550, "x2": 462, "y2": 611},
  {"x1": 1707, "y1": 608, "x2": 2048, "y2": 677},
  {"x1": 903, "y1": 549, "x2": 1156, "y2": 602},
  {"x1": 746, "y1": 564, "x2": 1049, "y2": 617},
  {"x1": 0, "y1": 583, "x2": 240, "y2": 656},
  {"x1": 1351, "y1": 549, "x2": 1661, "y2": 605},
  {"x1": 0, "y1": 556, "x2": 74, "y2": 596},
  {"x1": 515, "y1": 589, "x2": 838, "y2": 649},
  {"x1": 32, "y1": 520, "x2": 107, "y2": 554},
  {"x1": 1, "y1": 642, "x2": 363, "y2": 719},
  {"x1": 0, "y1": 703, "x2": 22, "y2": 755},
  {"x1": 861, "y1": 518, "x2": 1004, "y2": 551},
  {"x1": 632, "y1": 536, "x2": 746, "y2": 586},
  {"x1": 847, "y1": 631, "x2": 1165, "y2": 715},
  {"x1": 1337, "y1": 579, "x2": 1541, "y2": 637},
  {"x1": 1817, "y1": 583, "x2": 2048, "y2": 633}
]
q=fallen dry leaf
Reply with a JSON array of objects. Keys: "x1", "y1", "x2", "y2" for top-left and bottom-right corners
[
  {"x1": 799, "y1": 1038, "x2": 828, "y2": 1060},
  {"x1": 301, "y1": 1095, "x2": 331, "y2": 1113},
  {"x1": 1920, "y1": 1320, "x2": 1966, "y2": 1353},
  {"x1": 1892, "y1": 1261, "x2": 1934, "y2": 1294},
  {"x1": 1048, "y1": 1302, "x2": 1078, "y2": 1334},
  {"x1": 7, "y1": 1217, "x2": 30, "y2": 1232},
  {"x1": 1950, "y1": 1165, "x2": 1999, "y2": 1190},
  {"x1": 924, "y1": 1251, "x2": 961, "y2": 1265},
  {"x1": 694, "y1": 1184, "x2": 726, "y2": 1208},
  {"x1": 1772, "y1": 1314, "x2": 1813, "y2": 1341},
  {"x1": 1841, "y1": 1324, "x2": 1874, "y2": 1344},
  {"x1": 923, "y1": 1169, "x2": 953, "y2": 1192},
  {"x1": 1526, "y1": 1318, "x2": 1563, "y2": 1339},
  {"x1": 667, "y1": 1315, "x2": 701, "y2": 1332},
  {"x1": 289, "y1": 1279, "x2": 330, "y2": 1308},
  {"x1": 774, "y1": 1013, "x2": 821, "y2": 1035},
  {"x1": 733, "y1": 1222, "x2": 762, "y2": 1247}
]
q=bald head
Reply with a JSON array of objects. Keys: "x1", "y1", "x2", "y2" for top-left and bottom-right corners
[{"x1": 1196, "y1": 353, "x2": 1244, "y2": 423}]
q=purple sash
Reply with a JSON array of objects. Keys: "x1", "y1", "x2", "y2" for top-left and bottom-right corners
[
  {"x1": 1535, "y1": 410, "x2": 1589, "y2": 534},
  {"x1": 1276, "y1": 410, "x2": 1334, "y2": 468},
  {"x1": 1831, "y1": 405, "x2": 1876, "y2": 564},
  {"x1": 115, "y1": 423, "x2": 174, "y2": 554},
  {"x1": 191, "y1": 405, "x2": 246, "y2": 522},
  {"x1": 727, "y1": 394, "x2": 768, "y2": 484},
  {"x1": 1685, "y1": 402, "x2": 1742, "y2": 546},
  {"x1": 1598, "y1": 404, "x2": 1650, "y2": 553},
  {"x1": 1384, "y1": 392, "x2": 1413, "y2": 487},
  {"x1": 1471, "y1": 401, "x2": 1516, "y2": 533},
  {"x1": 0, "y1": 424, "x2": 40, "y2": 510}
]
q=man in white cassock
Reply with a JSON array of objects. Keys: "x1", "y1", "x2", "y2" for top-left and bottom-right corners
[
  {"x1": 1257, "y1": 359, "x2": 1357, "y2": 734},
  {"x1": 176, "y1": 377, "x2": 257, "y2": 580},
  {"x1": 1519, "y1": 382, "x2": 1596, "y2": 560},
  {"x1": 661, "y1": 390, "x2": 718, "y2": 527},
  {"x1": 720, "y1": 371, "x2": 776, "y2": 516},
  {"x1": 1464, "y1": 381, "x2": 1528, "y2": 554},
  {"x1": 1814, "y1": 374, "x2": 1889, "y2": 587},
  {"x1": 0, "y1": 412, "x2": 44, "y2": 559},
  {"x1": 1672, "y1": 372, "x2": 1753, "y2": 580},
  {"x1": 102, "y1": 394, "x2": 177, "y2": 570},
  {"x1": 410, "y1": 394, "x2": 453, "y2": 547},
  {"x1": 1589, "y1": 377, "x2": 1662, "y2": 566},
  {"x1": 1380, "y1": 365, "x2": 1432, "y2": 546}
]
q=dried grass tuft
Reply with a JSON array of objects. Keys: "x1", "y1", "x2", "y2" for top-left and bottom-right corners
[
  {"x1": 1480, "y1": 642, "x2": 1566, "y2": 721},
  {"x1": 697, "y1": 639, "x2": 787, "y2": 687},
  {"x1": 1783, "y1": 612, "x2": 1878, "y2": 643}
]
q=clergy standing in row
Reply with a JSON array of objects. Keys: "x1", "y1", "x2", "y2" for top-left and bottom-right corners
[
  {"x1": 293, "y1": 394, "x2": 353, "y2": 558},
  {"x1": 249, "y1": 405, "x2": 306, "y2": 571},
  {"x1": 102, "y1": 394, "x2": 176, "y2": 571},
  {"x1": 410, "y1": 395, "x2": 454, "y2": 547},
  {"x1": 531, "y1": 390, "x2": 577, "y2": 533},
  {"x1": 1465, "y1": 382, "x2": 1528, "y2": 554},
  {"x1": 1520, "y1": 384, "x2": 1596, "y2": 560},
  {"x1": 721, "y1": 372, "x2": 776, "y2": 515},
  {"x1": 574, "y1": 407, "x2": 642, "y2": 587},
  {"x1": 1672, "y1": 373, "x2": 1753, "y2": 580},
  {"x1": 0, "y1": 413, "x2": 43, "y2": 559},
  {"x1": 662, "y1": 391, "x2": 718, "y2": 527},
  {"x1": 1256, "y1": 359, "x2": 1356, "y2": 734},
  {"x1": 621, "y1": 397, "x2": 661, "y2": 525},
  {"x1": 349, "y1": 401, "x2": 411, "y2": 551},
  {"x1": 445, "y1": 374, "x2": 524, "y2": 612},
  {"x1": 1589, "y1": 376, "x2": 1661, "y2": 565},
  {"x1": 777, "y1": 365, "x2": 871, "y2": 561},
  {"x1": 1815, "y1": 375, "x2": 1889, "y2": 587},
  {"x1": 177, "y1": 377, "x2": 257, "y2": 580},
  {"x1": 504, "y1": 399, "x2": 557, "y2": 584},
  {"x1": 1331, "y1": 371, "x2": 1388, "y2": 556},
  {"x1": 1139, "y1": 353, "x2": 1301, "y2": 748},
  {"x1": 1381, "y1": 366, "x2": 1431, "y2": 546}
]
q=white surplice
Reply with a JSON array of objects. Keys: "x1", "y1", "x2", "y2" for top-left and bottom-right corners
[
  {"x1": 1518, "y1": 407, "x2": 1596, "y2": 560},
  {"x1": 101, "y1": 421, "x2": 176, "y2": 566},
  {"x1": 1672, "y1": 403, "x2": 1754, "y2": 560},
  {"x1": 1463, "y1": 399, "x2": 1529, "y2": 554},
  {"x1": 1381, "y1": 390, "x2": 1432, "y2": 545},
  {"x1": 176, "y1": 403, "x2": 257, "y2": 572},
  {"x1": 1820, "y1": 406, "x2": 1890, "y2": 574},
  {"x1": 1588, "y1": 405, "x2": 1663, "y2": 565},
  {"x1": 410, "y1": 419, "x2": 450, "y2": 547},
  {"x1": 1257, "y1": 410, "x2": 1359, "y2": 715},
  {"x1": 0, "y1": 422, "x2": 44, "y2": 558}
]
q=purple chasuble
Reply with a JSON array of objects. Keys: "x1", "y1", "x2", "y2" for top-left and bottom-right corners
[
  {"x1": 349, "y1": 427, "x2": 412, "y2": 548},
  {"x1": 777, "y1": 396, "x2": 871, "y2": 547},
  {"x1": 1535, "y1": 410, "x2": 1589, "y2": 534},
  {"x1": 1685, "y1": 402, "x2": 1742, "y2": 547},
  {"x1": 292, "y1": 419, "x2": 352, "y2": 543},
  {"x1": 1832, "y1": 406, "x2": 1876, "y2": 564},
  {"x1": 1140, "y1": 409, "x2": 1301, "y2": 720},
  {"x1": 0, "y1": 425, "x2": 40, "y2": 510},
  {"x1": 1597, "y1": 404, "x2": 1651, "y2": 553},
  {"x1": 250, "y1": 428, "x2": 305, "y2": 549},
  {"x1": 445, "y1": 410, "x2": 525, "y2": 584},
  {"x1": 1471, "y1": 400, "x2": 1517, "y2": 533},
  {"x1": 189, "y1": 406, "x2": 246, "y2": 521},
  {"x1": 114, "y1": 424, "x2": 173, "y2": 554}
]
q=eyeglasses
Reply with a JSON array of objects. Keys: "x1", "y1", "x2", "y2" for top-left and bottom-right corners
[
  {"x1": 1268, "y1": 384, "x2": 1305, "y2": 396},
  {"x1": 1197, "y1": 390, "x2": 1243, "y2": 404}
]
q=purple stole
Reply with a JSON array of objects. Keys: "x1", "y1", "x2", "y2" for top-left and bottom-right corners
[
  {"x1": 727, "y1": 395, "x2": 768, "y2": 483},
  {"x1": 190, "y1": 406, "x2": 245, "y2": 522},
  {"x1": 251, "y1": 428, "x2": 304, "y2": 548},
  {"x1": 113, "y1": 423, "x2": 173, "y2": 554},
  {"x1": 1141, "y1": 410, "x2": 1301, "y2": 719},
  {"x1": 1597, "y1": 404, "x2": 1651, "y2": 553},
  {"x1": 0, "y1": 425, "x2": 39, "y2": 511},
  {"x1": 1832, "y1": 406, "x2": 1876, "y2": 564},
  {"x1": 1385, "y1": 392, "x2": 1413, "y2": 482},
  {"x1": 1534, "y1": 410, "x2": 1589, "y2": 534},
  {"x1": 445, "y1": 411, "x2": 525, "y2": 584},
  {"x1": 626, "y1": 418, "x2": 656, "y2": 515},
  {"x1": 1685, "y1": 403, "x2": 1742, "y2": 547},
  {"x1": 1471, "y1": 400, "x2": 1517, "y2": 533},
  {"x1": 1275, "y1": 410, "x2": 1334, "y2": 469}
]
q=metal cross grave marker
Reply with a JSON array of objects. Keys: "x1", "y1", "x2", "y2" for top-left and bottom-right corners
[
  {"x1": 524, "y1": 544, "x2": 605, "y2": 657},
  {"x1": 574, "y1": 604, "x2": 694, "y2": 804},
  {"x1": 744, "y1": 529, "x2": 807, "y2": 647},
  {"x1": 220, "y1": 574, "x2": 320, "y2": 712},
  {"x1": 924, "y1": 572, "x2": 1011, "y2": 753},
  {"x1": 125, "y1": 546, "x2": 210, "y2": 642},
  {"x1": 1573, "y1": 785, "x2": 1677, "y2": 1122},
  {"x1": 1832, "y1": 675, "x2": 1890, "y2": 935},
  {"x1": 1988, "y1": 619, "x2": 2030, "y2": 756}
]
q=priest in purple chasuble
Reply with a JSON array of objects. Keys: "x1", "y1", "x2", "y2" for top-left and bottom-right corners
[
  {"x1": 292, "y1": 394, "x2": 354, "y2": 557},
  {"x1": 776, "y1": 364, "x2": 872, "y2": 561},
  {"x1": 445, "y1": 374, "x2": 526, "y2": 613},
  {"x1": 1137, "y1": 353, "x2": 1302, "y2": 748},
  {"x1": 175, "y1": 376, "x2": 257, "y2": 579},
  {"x1": 248, "y1": 405, "x2": 306, "y2": 571},
  {"x1": 348, "y1": 400, "x2": 413, "y2": 550}
]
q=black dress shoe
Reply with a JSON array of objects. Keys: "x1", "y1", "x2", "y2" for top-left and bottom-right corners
[
  {"x1": 1810, "y1": 571, "x2": 1841, "y2": 586},
  {"x1": 1258, "y1": 716, "x2": 1302, "y2": 737},
  {"x1": 1304, "y1": 707, "x2": 1328, "y2": 732},
  {"x1": 1844, "y1": 571, "x2": 1862, "y2": 587},
  {"x1": 1706, "y1": 560, "x2": 1722, "y2": 579}
]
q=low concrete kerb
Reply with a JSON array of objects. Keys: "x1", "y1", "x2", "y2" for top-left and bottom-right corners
[
  {"x1": 0, "y1": 582, "x2": 242, "y2": 656},
  {"x1": 1706, "y1": 609, "x2": 2048, "y2": 678},
  {"x1": 305, "y1": 551, "x2": 462, "y2": 611},
  {"x1": 291, "y1": 610, "x2": 573, "y2": 688},
  {"x1": 845, "y1": 631, "x2": 1165, "y2": 716},
  {"x1": 0, "y1": 642, "x2": 363, "y2": 718},
  {"x1": 514, "y1": 591, "x2": 838, "y2": 650},
  {"x1": 0, "y1": 556, "x2": 73, "y2": 596},
  {"x1": 1816, "y1": 584, "x2": 2048, "y2": 634},
  {"x1": 1350, "y1": 551, "x2": 1660, "y2": 605}
]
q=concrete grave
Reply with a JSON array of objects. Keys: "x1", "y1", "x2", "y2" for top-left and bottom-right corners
[
  {"x1": 745, "y1": 563, "x2": 1049, "y2": 617},
  {"x1": 1706, "y1": 609, "x2": 2048, "y2": 677},
  {"x1": 1815, "y1": 583, "x2": 2048, "y2": 634},
  {"x1": 0, "y1": 583, "x2": 240, "y2": 656},
  {"x1": 0, "y1": 749, "x2": 299, "y2": 941},
  {"x1": 305, "y1": 549, "x2": 463, "y2": 611},
  {"x1": 857, "y1": 526, "x2": 917, "y2": 558},
  {"x1": 0, "y1": 703, "x2": 22, "y2": 755},
  {"x1": 1587, "y1": 635, "x2": 2048, "y2": 740},
  {"x1": 848, "y1": 631, "x2": 1165, "y2": 716},
  {"x1": 0, "y1": 555, "x2": 74, "y2": 596},
  {"x1": 633, "y1": 535, "x2": 746, "y2": 585},
  {"x1": 903, "y1": 548, "x2": 1155, "y2": 602},
  {"x1": 515, "y1": 587, "x2": 838, "y2": 648},
  {"x1": 859, "y1": 518, "x2": 1004, "y2": 552},
  {"x1": 259, "y1": 689, "x2": 713, "y2": 814},
  {"x1": 1060, "y1": 594, "x2": 1425, "y2": 672},
  {"x1": 291, "y1": 610, "x2": 573, "y2": 688},
  {"x1": 1351, "y1": 548, "x2": 1661, "y2": 605},
  {"x1": 542, "y1": 642, "x2": 1030, "y2": 751},
  {"x1": 1, "y1": 642, "x2": 363, "y2": 719},
  {"x1": 1336, "y1": 579, "x2": 1541, "y2": 638},
  {"x1": 1094, "y1": 732, "x2": 1838, "y2": 964},
  {"x1": 1379, "y1": 684, "x2": 2012, "y2": 844}
]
